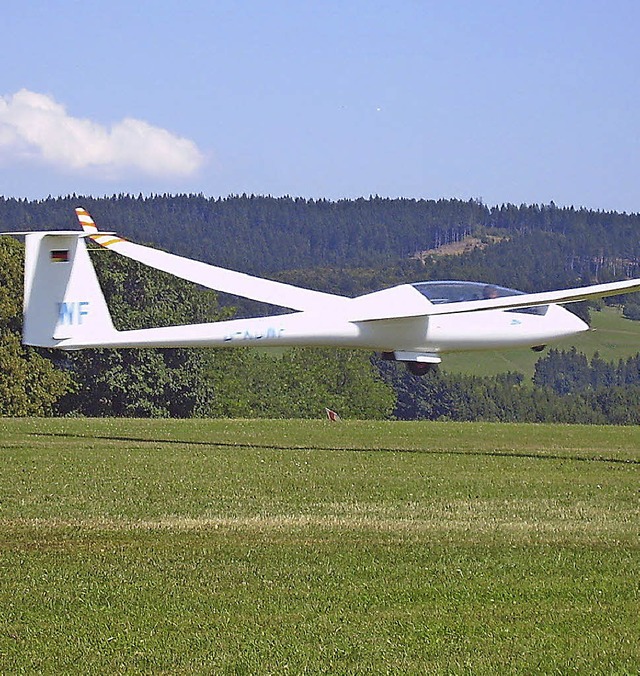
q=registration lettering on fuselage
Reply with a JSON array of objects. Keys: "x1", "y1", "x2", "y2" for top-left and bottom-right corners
[{"x1": 223, "y1": 326, "x2": 285, "y2": 342}]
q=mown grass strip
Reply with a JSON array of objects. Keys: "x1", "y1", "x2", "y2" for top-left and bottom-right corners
[{"x1": 0, "y1": 418, "x2": 638, "y2": 674}]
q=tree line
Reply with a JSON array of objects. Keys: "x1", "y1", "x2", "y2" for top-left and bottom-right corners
[
  {"x1": 1, "y1": 194, "x2": 639, "y2": 279},
  {"x1": 382, "y1": 350, "x2": 640, "y2": 425}
]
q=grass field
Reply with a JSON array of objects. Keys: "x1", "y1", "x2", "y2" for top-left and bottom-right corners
[
  {"x1": 444, "y1": 306, "x2": 640, "y2": 379},
  {"x1": 1, "y1": 418, "x2": 638, "y2": 674}
]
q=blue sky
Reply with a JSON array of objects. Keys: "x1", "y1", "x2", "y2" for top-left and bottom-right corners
[{"x1": 1, "y1": 1, "x2": 639, "y2": 212}]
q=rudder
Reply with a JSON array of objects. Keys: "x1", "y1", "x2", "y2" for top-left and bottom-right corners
[{"x1": 23, "y1": 233, "x2": 116, "y2": 348}]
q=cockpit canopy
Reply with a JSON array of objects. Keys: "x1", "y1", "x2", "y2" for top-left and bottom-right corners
[{"x1": 411, "y1": 281, "x2": 548, "y2": 315}]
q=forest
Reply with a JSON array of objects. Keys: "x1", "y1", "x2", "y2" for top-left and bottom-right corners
[{"x1": 1, "y1": 193, "x2": 640, "y2": 422}]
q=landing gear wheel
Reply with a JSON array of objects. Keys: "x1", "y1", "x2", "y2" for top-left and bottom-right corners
[{"x1": 406, "y1": 361, "x2": 437, "y2": 376}]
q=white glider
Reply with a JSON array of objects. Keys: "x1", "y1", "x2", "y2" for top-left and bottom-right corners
[{"x1": 8, "y1": 207, "x2": 640, "y2": 375}]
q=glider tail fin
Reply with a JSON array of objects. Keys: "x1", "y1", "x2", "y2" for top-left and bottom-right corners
[{"x1": 23, "y1": 232, "x2": 117, "y2": 348}]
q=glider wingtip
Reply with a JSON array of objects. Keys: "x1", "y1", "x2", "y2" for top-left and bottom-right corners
[
  {"x1": 73, "y1": 208, "x2": 124, "y2": 246},
  {"x1": 75, "y1": 206, "x2": 99, "y2": 234}
]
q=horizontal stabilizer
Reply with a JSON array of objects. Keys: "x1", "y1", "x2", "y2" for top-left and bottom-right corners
[{"x1": 0, "y1": 230, "x2": 113, "y2": 238}]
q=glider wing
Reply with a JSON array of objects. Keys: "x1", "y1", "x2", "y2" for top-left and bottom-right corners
[
  {"x1": 75, "y1": 208, "x2": 640, "y2": 322},
  {"x1": 421, "y1": 279, "x2": 640, "y2": 316},
  {"x1": 347, "y1": 279, "x2": 640, "y2": 322},
  {"x1": 76, "y1": 208, "x2": 350, "y2": 313}
]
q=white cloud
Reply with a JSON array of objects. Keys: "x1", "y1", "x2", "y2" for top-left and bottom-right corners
[{"x1": 0, "y1": 89, "x2": 204, "y2": 178}]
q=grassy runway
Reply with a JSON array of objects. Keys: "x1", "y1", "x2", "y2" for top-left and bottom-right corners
[{"x1": 0, "y1": 418, "x2": 638, "y2": 674}]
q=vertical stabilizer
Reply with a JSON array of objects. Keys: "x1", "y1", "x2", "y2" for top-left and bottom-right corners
[{"x1": 23, "y1": 233, "x2": 116, "y2": 348}]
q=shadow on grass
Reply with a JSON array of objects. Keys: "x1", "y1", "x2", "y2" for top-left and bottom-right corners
[{"x1": 27, "y1": 432, "x2": 640, "y2": 466}]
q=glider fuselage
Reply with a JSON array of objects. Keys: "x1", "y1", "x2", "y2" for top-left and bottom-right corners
[
  {"x1": 15, "y1": 208, "x2": 640, "y2": 376},
  {"x1": 54, "y1": 299, "x2": 588, "y2": 355}
]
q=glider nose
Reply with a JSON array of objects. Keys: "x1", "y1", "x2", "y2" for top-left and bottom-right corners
[{"x1": 557, "y1": 305, "x2": 590, "y2": 336}]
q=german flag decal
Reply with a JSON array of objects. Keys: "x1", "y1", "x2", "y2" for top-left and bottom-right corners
[{"x1": 51, "y1": 250, "x2": 70, "y2": 263}]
